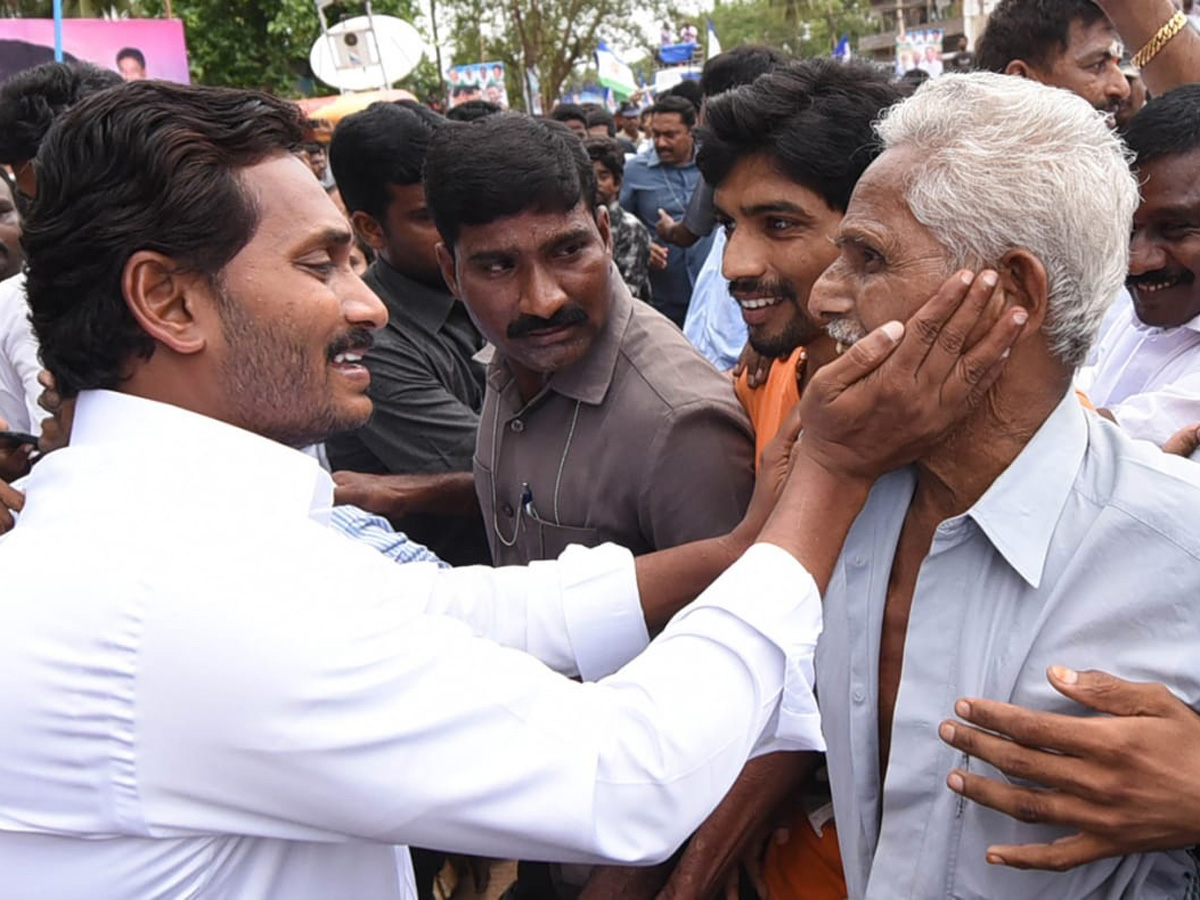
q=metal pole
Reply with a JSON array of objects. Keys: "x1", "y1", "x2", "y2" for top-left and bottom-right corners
[
  {"x1": 53, "y1": 0, "x2": 63, "y2": 62},
  {"x1": 429, "y1": 0, "x2": 446, "y2": 101},
  {"x1": 364, "y1": 0, "x2": 391, "y2": 90}
]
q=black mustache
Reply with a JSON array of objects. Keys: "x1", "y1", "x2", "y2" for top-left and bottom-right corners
[
  {"x1": 507, "y1": 305, "x2": 589, "y2": 339},
  {"x1": 1127, "y1": 269, "x2": 1195, "y2": 289},
  {"x1": 327, "y1": 328, "x2": 375, "y2": 360},
  {"x1": 727, "y1": 277, "x2": 798, "y2": 301}
]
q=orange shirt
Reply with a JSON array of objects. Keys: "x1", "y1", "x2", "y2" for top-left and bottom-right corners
[{"x1": 734, "y1": 347, "x2": 805, "y2": 470}]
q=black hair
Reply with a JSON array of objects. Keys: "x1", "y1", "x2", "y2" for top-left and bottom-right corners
[
  {"x1": 0, "y1": 61, "x2": 123, "y2": 164},
  {"x1": 1124, "y1": 84, "x2": 1200, "y2": 166},
  {"x1": 424, "y1": 113, "x2": 596, "y2": 251},
  {"x1": 700, "y1": 45, "x2": 789, "y2": 98},
  {"x1": 662, "y1": 80, "x2": 702, "y2": 113},
  {"x1": 901, "y1": 67, "x2": 930, "y2": 86},
  {"x1": 302, "y1": 139, "x2": 325, "y2": 154},
  {"x1": 23, "y1": 80, "x2": 306, "y2": 398},
  {"x1": 393, "y1": 98, "x2": 446, "y2": 127},
  {"x1": 650, "y1": 95, "x2": 697, "y2": 128},
  {"x1": 329, "y1": 101, "x2": 443, "y2": 219},
  {"x1": 585, "y1": 107, "x2": 616, "y2": 136},
  {"x1": 549, "y1": 102, "x2": 587, "y2": 126},
  {"x1": 976, "y1": 0, "x2": 1108, "y2": 73},
  {"x1": 116, "y1": 47, "x2": 145, "y2": 69},
  {"x1": 697, "y1": 58, "x2": 907, "y2": 213},
  {"x1": 584, "y1": 136, "x2": 625, "y2": 181},
  {"x1": 446, "y1": 98, "x2": 503, "y2": 122}
]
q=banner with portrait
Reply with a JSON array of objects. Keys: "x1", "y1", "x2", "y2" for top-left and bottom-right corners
[
  {"x1": 446, "y1": 60, "x2": 509, "y2": 108},
  {"x1": 0, "y1": 18, "x2": 190, "y2": 84},
  {"x1": 895, "y1": 28, "x2": 944, "y2": 77}
]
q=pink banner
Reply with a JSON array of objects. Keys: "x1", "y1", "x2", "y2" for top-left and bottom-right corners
[{"x1": 0, "y1": 19, "x2": 189, "y2": 84}]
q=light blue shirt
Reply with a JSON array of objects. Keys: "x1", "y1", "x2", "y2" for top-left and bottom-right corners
[
  {"x1": 329, "y1": 503, "x2": 448, "y2": 568},
  {"x1": 816, "y1": 393, "x2": 1200, "y2": 899},
  {"x1": 682, "y1": 229, "x2": 747, "y2": 372},
  {"x1": 619, "y1": 148, "x2": 714, "y2": 327}
]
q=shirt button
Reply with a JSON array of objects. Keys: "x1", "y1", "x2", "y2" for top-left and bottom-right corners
[
  {"x1": 510, "y1": 419, "x2": 524, "y2": 433},
  {"x1": 853, "y1": 688, "x2": 866, "y2": 703},
  {"x1": 851, "y1": 555, "x2": 867, "y2": 567},
  {"x1": 501, "y1": 502, "x2": 514, "y2": 517}
]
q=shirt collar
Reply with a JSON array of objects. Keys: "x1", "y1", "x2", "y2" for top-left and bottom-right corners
[
  {"x1": 69, "y1": 389, "x2": 334, "y2": 521},
  {"x1": 369, "y1": 256, "x2": 459, "y2": 332},
  {"x1": 964, "y1": 392, "x2": 1087, "y2": 589},
  {"x1": 485, "y1": 271, "x2": 633, "y2": 408}
]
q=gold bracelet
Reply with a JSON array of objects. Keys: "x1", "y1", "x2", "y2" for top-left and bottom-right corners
[{"x1": 1132, "y1": 10, "x2": 1187, "y2": 69}]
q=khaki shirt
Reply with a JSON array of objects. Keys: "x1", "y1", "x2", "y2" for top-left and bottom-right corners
[{"x1": 475, "y1": 280, "x2": 755, "y2": 565}]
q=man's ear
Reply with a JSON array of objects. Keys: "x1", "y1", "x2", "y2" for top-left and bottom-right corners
[
  {"x1": 998, "y1": 248, "x2": 1049, "y2": 342},
  {"x1": 435, "y1": 242, "x2": 460, "y2": 298},
  {"x1": 594, "y1": 204, "x2": 613, "y2": 255},
  {"x1": 350, "y1": 210, "x2": 386, "y2": 254},
  {"x1": 121, "y1": 251, "x2": 210, "y2": 356},
  {"x1": 1003, "y1": 59, "x2": 1033, "y2": 79}
]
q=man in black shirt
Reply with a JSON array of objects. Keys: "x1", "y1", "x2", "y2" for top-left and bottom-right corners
[{"x1": 327, "y1": 102, "x2": 490, "y2": 566}]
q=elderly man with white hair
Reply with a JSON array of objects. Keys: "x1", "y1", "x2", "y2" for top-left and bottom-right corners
[{"x1": 808, "y1": 72, "x2": 1200, "y2": 899}]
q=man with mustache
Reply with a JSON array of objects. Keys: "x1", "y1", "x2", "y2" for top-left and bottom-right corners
[
  {"x1": 808, "y1": 72, "x2": 1200, "y2": 898},
  {"x1": 977, "y1": 0, "x2": 1129, "y2": 126},
  {"x1": 425, "y1": 112, "x2": 755, "y2": 567},
  {"x1": 1078, "y1": 85, "x2": 1200, "y2": 445}
]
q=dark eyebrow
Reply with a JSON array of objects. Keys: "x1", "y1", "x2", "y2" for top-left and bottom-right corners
[
  {"x1": 294, "y1": 226, "x2": 352, "y2": 254},
  {"x1": 740, "y1": 200, "x2": 817, "y2": 222},
  {"x1": 546, "y1": 226, "x2": 594, "y2": 250}
]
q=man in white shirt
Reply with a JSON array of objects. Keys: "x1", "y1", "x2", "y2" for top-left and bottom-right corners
[
  {"x1": 0, "y1": 79, "x2": 1021, "y2": 899},
  {"x1": 1082, "y1": 85, "x2": 1200, "y2": 444}
]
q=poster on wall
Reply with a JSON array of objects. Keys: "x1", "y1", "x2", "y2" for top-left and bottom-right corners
[
  {"x1": 895, "y1": 28, "x2": 944, "y2": 77},
  {"x1": 0, "y1": 18, "x2": 190, "y2": 85},
  {"x1": 446, "y1": 60, "x2": 508, "y2": 108}
]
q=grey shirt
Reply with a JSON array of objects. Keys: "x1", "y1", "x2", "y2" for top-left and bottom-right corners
[
  {"x1": 816, "y1": 393, "x2": 1200, "y2": 899},
  {"x1": 474, "y1": 279, "x2": 754, "y2": 566}
]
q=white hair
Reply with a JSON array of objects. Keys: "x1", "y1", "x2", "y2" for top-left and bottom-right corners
[{"x1": 875, "y1": 72, "x2": 1138, "y2": 368}]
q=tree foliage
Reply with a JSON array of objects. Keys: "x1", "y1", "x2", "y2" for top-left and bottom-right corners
[
  {"x1": 440, "y1": 0, "x2": 641, "y2": 111},
  {"x1": 698, "y1": 0, "x2": 879, "y2": 59},
  {"x1": 135, "y1": 0, "x2": 422, "y2": 96}
]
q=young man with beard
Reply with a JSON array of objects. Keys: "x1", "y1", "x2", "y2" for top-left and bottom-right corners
[{"x1": 700, "y1": 61, "x2": 907, "y2": 462}]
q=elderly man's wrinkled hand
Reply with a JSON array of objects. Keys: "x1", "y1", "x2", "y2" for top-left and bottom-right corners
[{"x1": 798, "y1": 268, "x2": 1026, "y2": 482}]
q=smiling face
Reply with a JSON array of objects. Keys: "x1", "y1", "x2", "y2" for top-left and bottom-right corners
[
  {"x1": 1013, "y1": 16, "x2": 1128, "y2": 123},
  {"x1": 808, "y1": 148, "x2": 957, "y2": 351},
  {"x1": 1127, "y1": 148, "x2": 1200, "y2": 329},
  {"x1": 208, "y1": 154, "x2": 387, "y2": 446},
  {"x1": 714, "y1": 154, "x2": 842, "y2": 358},
  {"x1": 439, "y1": 202, "x2": 613, "y2": 396}
]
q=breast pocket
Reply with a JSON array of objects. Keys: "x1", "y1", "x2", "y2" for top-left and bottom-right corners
[{"x1": 526, "y1": 508, "x2": 599, "y2": 559}]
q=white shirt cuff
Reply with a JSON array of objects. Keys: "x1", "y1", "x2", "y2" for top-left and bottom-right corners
[{"x1": 557, "y1": 542, "x2": 648, "y2": 682}]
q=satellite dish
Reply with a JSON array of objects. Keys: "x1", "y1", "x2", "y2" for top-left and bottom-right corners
[{"x1": 309, "y1": 15, "x2": 425, "y2": 91}]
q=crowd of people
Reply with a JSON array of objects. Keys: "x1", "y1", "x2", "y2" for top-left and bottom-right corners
[{"x1": 1, "y1": 0, "x2": 1200, "y2": 898}]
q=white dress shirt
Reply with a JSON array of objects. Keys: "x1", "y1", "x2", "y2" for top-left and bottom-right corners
[
  {"x1": 1078, "y1": 290, "x2": 1200, "y2": 445},
  {"x1": 0, "y1": 273, "x2": 43, "y2": 434},
  {"x1": 0, "y1": 389, "x2": 825, "y2": 899},
  {"x1": 817, "y1": 394, "x2": 1200, "y2": 899}
]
